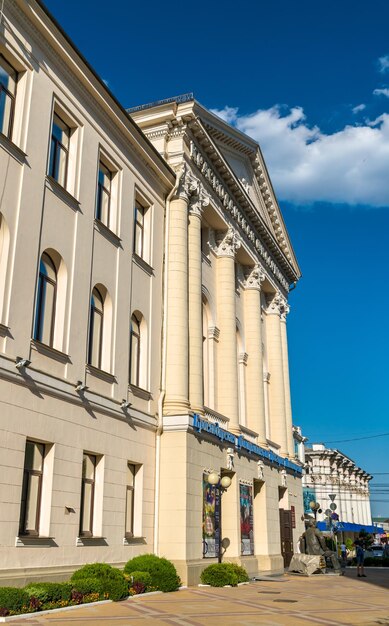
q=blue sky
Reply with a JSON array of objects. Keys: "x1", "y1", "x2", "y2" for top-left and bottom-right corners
[{"x1": 44, "y1": 0, "x2": 389, "y2": 516}]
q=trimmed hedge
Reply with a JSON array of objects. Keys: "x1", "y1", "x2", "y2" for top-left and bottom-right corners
[
  {"x1": 124, "y1": 554, "x2": 180, "y2": 592},
  {"x1": 71, "y1": 578, "x2": 106, "y2": 599},
  {"x1": 226, "y1": 563, "x2": 249, "y2": 583},
  {"x1": 70, "y1": 563, "x2": 128, "y2": 601},
  {"x1": 24, "y1": 582, "x2": 72, "y2": 604},
  {"x1": 200, "y1": 563, "x2": 239, "y2": 587},
  {"x1": 0, "y1": 587, "x2": 30, "y2": 616},
  {"x1": 126, "y1": 571, "x2": 152, "y2": 589}
]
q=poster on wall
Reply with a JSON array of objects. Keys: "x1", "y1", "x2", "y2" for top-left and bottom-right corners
[
  {"x1": 240, "y1": 483, "x2": 254, "y2": 556},
  {"x1": 303, "y1": 488, "x2": 316, "y2": 514},
  {"x1": 202, "y1": 474, "x2": 220, "y2": 558}
]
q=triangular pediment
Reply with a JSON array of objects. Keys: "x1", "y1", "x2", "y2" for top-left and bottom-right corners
[{"x1": 192, "y1": 102, "x2": 300, "y2": 278}]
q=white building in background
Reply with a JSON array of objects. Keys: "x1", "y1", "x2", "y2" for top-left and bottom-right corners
[{"x1": 303, "y1": 444, "x2": 376, "y2": 534}]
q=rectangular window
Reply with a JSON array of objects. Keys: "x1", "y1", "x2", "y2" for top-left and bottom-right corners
[
  {"x1": 48, "y1": 112, "x2": 70, "y2": 188},
  {"x1": 0, "y1": 55, "x2": 17, "y2": 140},
  {"x1": 19, "y1": 441, "x2": 45, "y2": 536},
  {"x1": 134, "y1": 202, "x2": 145, "y2": 258},
  {"x1": 125, "y1": 463, "x2": 136, "y2": 538},
  {"x1": 80, "y1": 453, "x2": 96, "y2": 537},
  {"x1": 96, "y1": 161, "x2": 112, "y2": 227}
]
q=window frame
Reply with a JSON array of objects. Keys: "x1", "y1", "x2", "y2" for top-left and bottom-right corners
[
  {"x1": 19, "y1": 441, "x2": 45, "y2": 537},
  {"x1": 129, "y1": 313, "x2": 141, "y2": 387},
  {"x1": 125, "y1": 463, "x2": 136, "y2": 539},
  {"x1": 34, "y1": 252, "x2": 57, "y2": 347},
  {"x1": 79, "y1": 453, "x2": 96, "y2": 538},
  {"x1": 133, "y1": 201, "x2": 145, "y2": 259},
  {"x1": 0, "y1": 54, "x2": 18, "y2": 140},
  {"x1": 96, "y1": 160, "x2": 112, "y2": 227},
  {"x1": 48, "y1": 112, "x2": 70, "y2": 189},
  {"x1": 88, "y1": 287, "x2": 104, "y2": 369}
]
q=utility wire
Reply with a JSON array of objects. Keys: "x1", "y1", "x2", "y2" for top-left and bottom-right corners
[{"x1": 324, "y1": 431, "x2": 389, "y2": 444}]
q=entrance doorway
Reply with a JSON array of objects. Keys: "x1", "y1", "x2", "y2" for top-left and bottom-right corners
[{"x1": 279, "y1": 508, "x2": 294, "y2": 568}]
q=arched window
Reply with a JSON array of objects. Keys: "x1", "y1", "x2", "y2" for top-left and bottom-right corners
[
  {"x1": 34, "y1": 252, "x2": 57, "y2": 346},
  {"x1": 88, "y1": 287, "x2": 104, "y2": 368},
  {"x1": 129, "y1": 313, "x2": 141, "y2": 386}
]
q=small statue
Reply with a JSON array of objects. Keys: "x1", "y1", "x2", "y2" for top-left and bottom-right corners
[
  {"x1": 257, "y1": 460, "x2": 265, "y2": 481},
  {"x1": 226, "y1": 447, "x2": 234, "y2": 471},
  {"x1": 300, "y1": 521, "x2": 341, "y2": 572}
]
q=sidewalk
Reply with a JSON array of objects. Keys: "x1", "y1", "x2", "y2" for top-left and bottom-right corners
[{"x1": 8, "y1": 568, "x2": 389, "y2": 626}]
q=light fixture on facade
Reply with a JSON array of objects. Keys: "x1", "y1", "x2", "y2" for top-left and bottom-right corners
[
  {"x1": 120, "y1": 400, "x2": 132, "y2": 410},
  {"x1": 15, "y1": 357, "x2": 31, "y2": 370},
  {"x1": 207, "y1": 472, "x2": 219, "y2": 486},
  {"x1": 75, "y1": 381, "x2": 87, "y2": 392}
]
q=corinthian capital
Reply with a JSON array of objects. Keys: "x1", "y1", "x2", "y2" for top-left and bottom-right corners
[
  {"x1": 189, "y1": 184, "x2": 210, "y2": 217},
  {"x1": 174, "y1": 164, "x2": 199, "y2": 201},
  {"x1": 244, "y1": 264, "x2": 266, "y2": 290},
  {"x1": 214, "y1": 227, "x2": 241, "y2": 258},
  {"x1": 266, "y1": 291, "x2": 283, "y2": 316},
  {"x1": 280, "y1": 299, "x2": 290, "y2": 322}
]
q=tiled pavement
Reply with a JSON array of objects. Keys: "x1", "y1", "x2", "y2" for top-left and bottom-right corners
[{"x1": 8, "y1": 569, "x2": 389, "y2": 626}]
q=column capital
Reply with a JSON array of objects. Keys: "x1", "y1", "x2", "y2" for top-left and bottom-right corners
[
  {"x1": 244, "y1": 264, "x2": 266, "y2": 290},
  {"x1": 214, "y1": 226, "x2": 241, "y2": 258},
  {"x1": 174, "y1": 164, "x2": 199, "y2": 201},
  {"x1": 266, "y1": 291, "x2": 289, "y2": 318},
  {"x1": 189, "y1": 184, "x2": 210, "y2": 217}
]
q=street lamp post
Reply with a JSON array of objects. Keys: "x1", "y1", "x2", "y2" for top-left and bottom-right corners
[
  {"x1": 309, "y1": 500, "x2": 321, "y2": 521},
  {"x1": 207, "y1": 472, "x2": 232, "y2": 563}
]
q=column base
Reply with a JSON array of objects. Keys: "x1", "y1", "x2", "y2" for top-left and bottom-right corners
[{"x1": 163, "y1": 398, "x2": 190, "y2": 416}]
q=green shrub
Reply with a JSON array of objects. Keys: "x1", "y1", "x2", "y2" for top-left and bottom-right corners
[
  {"x1": 70, "y1": 578, "x2": 106, "y2": 600},
  {"x1": 70, "y1": 563, "x2": 128, "y2": 601},
  {"x1": 125, "y1": 571, "x2": 152, "y2": 589},
  {"x1": 124, "y1": 554, "x2": 180, "y2": 592},
  {"x1": 200, "y1": 563, "x2": 239, "y2": 587},
  {"x1": 0, "y1": 587, "x2": 30, "y2": 615},
  {"x1": 24, "y1": 582, "x2": 72, "y2": 604},
  {"x1": 225, "y1": 563, "x2": 249, "y2": 583}
]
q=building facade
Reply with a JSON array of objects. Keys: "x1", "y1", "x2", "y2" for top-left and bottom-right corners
[
  {"x1": 303, "y1": 444, "x2": 374, "y2": 534},
  {"x1": 130, "y1": 97, "x2": 304, "y2": 583},
  {"x1": 0, "y1": 0, "x2": 174, "y2": 585},
  {"x1": 0, "y1": 1, "x2": 304, "y2": 587}
]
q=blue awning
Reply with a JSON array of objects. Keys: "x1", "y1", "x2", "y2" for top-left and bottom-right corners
[{"x1": 317, "y1": 521, "x2": 384, "y2": 534}]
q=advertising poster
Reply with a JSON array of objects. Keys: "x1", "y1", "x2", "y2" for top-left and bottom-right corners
[
  {"x1": 240, "y1": 483, "x2": 254, "y2": 555},
  {"x1": 202, "y1": 474, "x2": 220, "y2": 558},
  {"x1": 303, "y1": 488, "x2": 316, "y2": 514}
]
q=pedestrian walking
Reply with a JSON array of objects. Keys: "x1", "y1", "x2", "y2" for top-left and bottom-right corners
[
  {"x1": 354, "y1": 539, "x2": 366, "y2": 577},
  {"x1": 340, "y1": 542, "x2": 347, "y2": 562}
]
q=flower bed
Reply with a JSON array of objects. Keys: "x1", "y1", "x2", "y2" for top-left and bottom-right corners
[{"x1": 0, "y1": 556, "x2": 180, "y2": 618}]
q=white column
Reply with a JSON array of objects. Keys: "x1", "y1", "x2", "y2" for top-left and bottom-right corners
[
  {"x1": 188, "y1": 186, "x2": 209, "y2": 415},
  {"x1": 265, "y1": 293, "x2": 288, "y2": 455},
  {"x1": 280, "y1": 300, "x2": 294, "y2": 458},
  {"x1": 164, "y1": 167, "x2": 198, "y2": 416},
  {"x1": 215, "y1": 228, "x2": 241, "y2": 432},
  {"x1": 243, "y1": 265, "x2": 267, "y2": 444}
]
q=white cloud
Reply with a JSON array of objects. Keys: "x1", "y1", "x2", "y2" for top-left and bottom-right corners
[
  {"x1": 352, "y1": 104, "x2": 366, "y2": 114},
  {"x1": 373, "y1": 88, "x2": 389, "y2": 98},
  {"x1": 212, "y1": 105, "x2": 389, "y2": 207},
  {"x1": 378, "y1": 55, "x2": 389, "y2": 73}
]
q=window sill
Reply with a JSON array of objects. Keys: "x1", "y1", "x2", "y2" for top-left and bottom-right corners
[
  {"x1": 86, "y1": 364, "x2": 117, "y2": 384},
  {"x1": 132, "y1": 253, "x2": 154, "y2": 276},
  {"x1": 0, "y1": 323, "x2": 11, "y2": 338},
  {"x1": 76, "y1": 536, "x2": 108, "y2": 547},
  {"x1": 45, "y1": 176, "x2": 80, "y2": 212},
  {"x1": 129, "y1": 384, "x2": 152, "y2": 401},
  {"x1": 0, "y1": 132, "x2": 27, "y2": 164},
  {"x1": 94, "y1": 219, "x2": 122, "y2": 247},
  {"x1": 31, "y1": 339, "x2": 70, "y2": 364},
  {"x1": 16, "y1": 536, "x2": 57, "y2": 547},
  {"x1": 123, "y1": 536, "x2": 146, "y2": 546}
]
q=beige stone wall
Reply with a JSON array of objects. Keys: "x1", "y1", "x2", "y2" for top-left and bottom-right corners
[{"x1": 0, "y1": 0, "x2": 173, "y2": 585}]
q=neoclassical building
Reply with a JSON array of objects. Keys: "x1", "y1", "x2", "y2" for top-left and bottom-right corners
[
  {"x1": 303, "y1": 444, "x2": 375, "y2": 535},
  {"x1": 130, "y1": 96, "x2": 304, "y2": 582},
  {"x1": 0, "y1": 0, "x2": 304, "y2": 587},
  {"x1": 0, "y1": 0, "x2": 174, "y2": 585}
]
